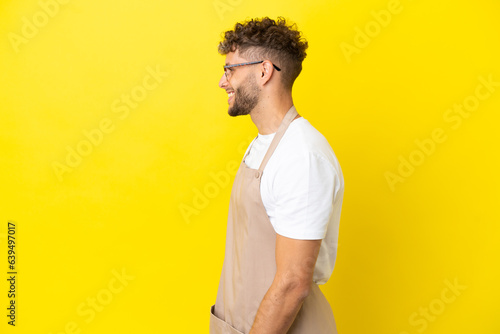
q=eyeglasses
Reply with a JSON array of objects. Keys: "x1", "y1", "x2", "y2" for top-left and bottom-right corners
[{"x1": 223, "y1": 60, "x2": 281, "y2": 80}]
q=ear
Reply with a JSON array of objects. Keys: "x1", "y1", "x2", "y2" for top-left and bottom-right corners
[{"x1": 259, "y1": 60, "x2": 276, "y2": 85}]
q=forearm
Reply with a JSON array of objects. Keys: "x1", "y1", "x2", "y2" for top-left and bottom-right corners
[{"x1": 249, "y1": 282, "x2": 308, "y2": 334}]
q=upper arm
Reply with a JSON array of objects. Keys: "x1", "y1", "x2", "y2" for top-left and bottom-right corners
[
  {"x1": 271, "y1": 151, "x2": 338, "y2": 240},
  {"x1": 274, "y1": 233, "x2": 322, "y2": 298}
]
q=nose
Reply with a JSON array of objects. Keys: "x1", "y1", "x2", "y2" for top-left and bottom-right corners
[{"x1": 219, "y1": 73, "x2": 228, "y2": 89}]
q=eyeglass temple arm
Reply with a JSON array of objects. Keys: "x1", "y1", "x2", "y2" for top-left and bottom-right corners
[{"x1": 224, "y1": 61, "x2": 281, "y2": 71}]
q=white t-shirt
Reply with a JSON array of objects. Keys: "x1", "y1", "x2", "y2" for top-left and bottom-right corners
[{"x1": 243, "y1": 116, "x2": 344, "y2": 284}]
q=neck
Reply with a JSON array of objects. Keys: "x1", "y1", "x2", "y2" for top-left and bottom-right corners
[{"x1": 249, "y1": 92, "x2": 297, "y2": 135}]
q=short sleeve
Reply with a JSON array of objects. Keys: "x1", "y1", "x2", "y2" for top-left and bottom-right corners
[{"x1": 271, "y1": 151, "x2": 338, "y2": 240}]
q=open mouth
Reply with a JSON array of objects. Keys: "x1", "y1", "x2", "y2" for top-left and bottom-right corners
[{"x1": 228, "y1": 91, "x2": 235, "y2": 103}]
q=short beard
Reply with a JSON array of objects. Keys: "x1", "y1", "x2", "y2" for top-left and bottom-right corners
[{"x1": 228, "y1": 74, "x2": 260, "y2": 117}]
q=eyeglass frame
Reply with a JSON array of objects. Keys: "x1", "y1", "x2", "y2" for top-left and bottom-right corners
[{"x1": 223, "y1": 60, "x2": 281, "y2": 80}]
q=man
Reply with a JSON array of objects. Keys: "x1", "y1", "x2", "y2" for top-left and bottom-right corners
[{"x1": 210, "y1": 17, "x2": 344, "y2": 334}]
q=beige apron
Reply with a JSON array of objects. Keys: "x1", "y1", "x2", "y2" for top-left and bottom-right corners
[{"x1": 210, "y1": 105, "x2": 338, "y2": 334}]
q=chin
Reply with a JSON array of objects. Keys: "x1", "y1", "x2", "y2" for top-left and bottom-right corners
[{"x1": 228, "y1": 109, "x2": 240, "y2": 117}]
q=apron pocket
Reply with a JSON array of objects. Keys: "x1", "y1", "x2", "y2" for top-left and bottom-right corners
[{"x1": 210, "y1": 304, "x2": 245, "y2": 334}]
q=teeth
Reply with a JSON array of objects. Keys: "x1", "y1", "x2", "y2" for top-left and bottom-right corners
[{"x1": 228, "y1": 92, "x2": 235, "y2": 97}]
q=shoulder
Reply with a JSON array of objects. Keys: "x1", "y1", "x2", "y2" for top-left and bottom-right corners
[
  {"x1": 262, "y1": 117, "x2": 344, "y2": 194},
  {"x1": 275, "y1": 117, "x2": 342, "y2": 173}
]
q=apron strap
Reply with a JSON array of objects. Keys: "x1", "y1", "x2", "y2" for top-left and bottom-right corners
[
  {"x1": 243, "y1": 136, "x2": 258, "y2": 162},
  {"x1": 258, "y1": 105, "x2": 298, "y2": 172}
]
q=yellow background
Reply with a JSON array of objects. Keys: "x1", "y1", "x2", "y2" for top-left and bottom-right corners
[{"x1": 1, "y1": 0, "x2": 499, "y2": 333}]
